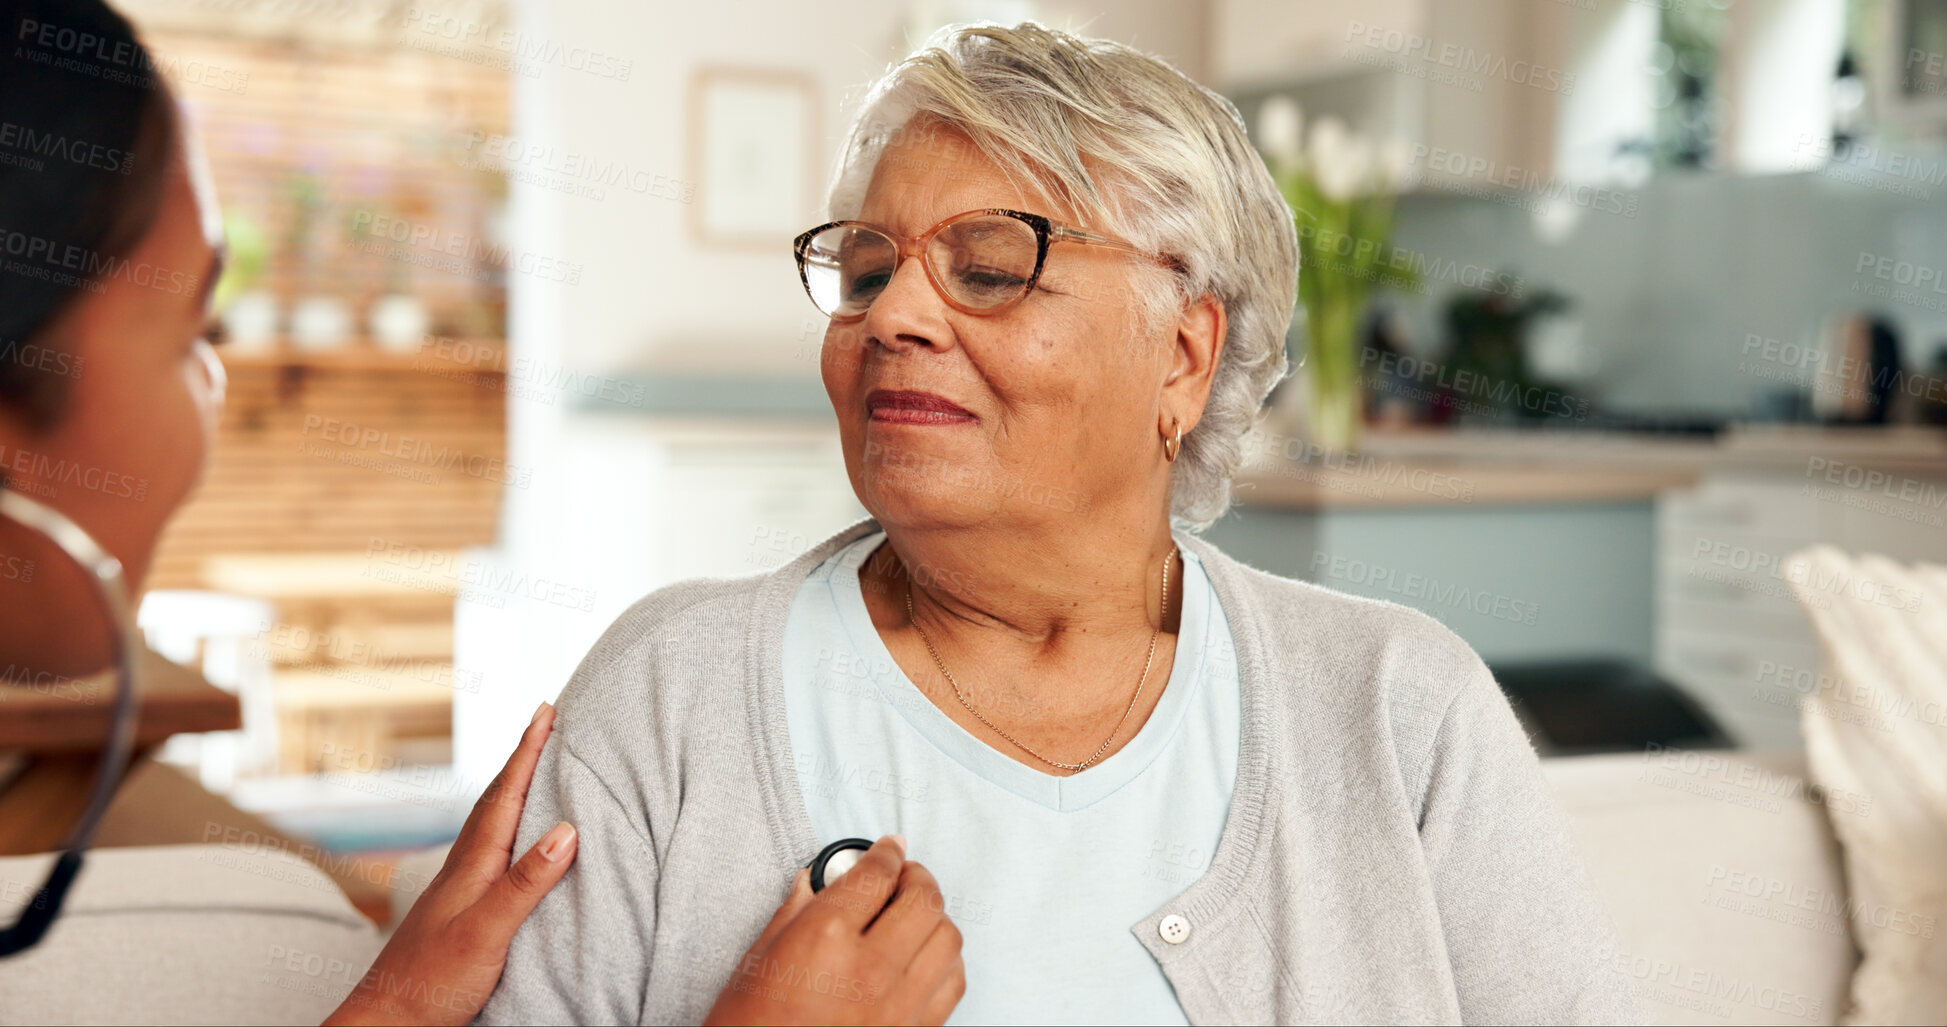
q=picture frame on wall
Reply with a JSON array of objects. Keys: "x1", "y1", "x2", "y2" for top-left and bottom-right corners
[{"x1": 687, "y1": 67, "x2": 821, "y2": 249}]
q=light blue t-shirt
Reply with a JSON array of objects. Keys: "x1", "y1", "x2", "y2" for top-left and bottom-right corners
[{"x1": 780, "y1": 531, "x2": 1240, "y2": 1025}]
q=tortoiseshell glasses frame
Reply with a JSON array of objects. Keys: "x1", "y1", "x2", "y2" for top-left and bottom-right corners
[{"x1": 792, "y1": 207, "x2": 1182, "y2": 321}]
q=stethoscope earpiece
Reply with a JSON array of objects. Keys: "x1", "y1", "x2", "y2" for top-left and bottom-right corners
[{"x1": 807, "y1": 837, "x2": 875, "y2": 893}]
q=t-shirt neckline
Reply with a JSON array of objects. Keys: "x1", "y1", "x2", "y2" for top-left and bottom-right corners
[{"x1": 824, "y1": 530, "x2": 1211, "y2": 812}]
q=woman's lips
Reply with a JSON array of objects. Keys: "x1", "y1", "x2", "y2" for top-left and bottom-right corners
[{"x1": 866, "y1": 389, "x2": 978, "y2": 425}]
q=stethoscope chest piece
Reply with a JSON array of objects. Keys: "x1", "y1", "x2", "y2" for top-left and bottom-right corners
[{"x1": 808, "y1": 837, "x2": 875, "y2": 893}]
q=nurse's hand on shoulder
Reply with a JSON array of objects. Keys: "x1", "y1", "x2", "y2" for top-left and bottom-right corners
[
  {"x1": 323, "y1": 702, "x2": 577, "y2": 1026},
  {"x1": 705, "y1": 835, "x2": 967, "y2": 1026}
]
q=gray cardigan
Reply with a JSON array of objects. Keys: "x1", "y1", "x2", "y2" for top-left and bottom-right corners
[{"x1": 477, "y1": 518, "x2": 1642, "y2": 1025}]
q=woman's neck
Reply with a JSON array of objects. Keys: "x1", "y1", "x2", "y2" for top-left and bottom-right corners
[
  {"x1": 0, "y1": 518, "x2": 118, "y2": 681},
  {"x1": 861, "y1": 510, "x2": 1182, "y2": 654},
  {"x1": 856, "y1": 507, "x2": 1188, "y2": 775}
]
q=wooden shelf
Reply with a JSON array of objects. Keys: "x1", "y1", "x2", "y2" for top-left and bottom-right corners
[
  {"x1": 219, "y1": 338, "x2": 507, "y2": 374},
  {"x1": 152, "y1": 334, "x2": 510, "y2": 589}
]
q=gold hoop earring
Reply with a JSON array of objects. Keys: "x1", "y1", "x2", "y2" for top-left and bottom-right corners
[{"x1": 1163, "y1": 420, "x2": 1183, "y2": 462}]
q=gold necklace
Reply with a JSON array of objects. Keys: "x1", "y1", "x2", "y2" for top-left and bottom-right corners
[{"x1": 903, "y1": 547, "x2": 1175, "y2": 773}]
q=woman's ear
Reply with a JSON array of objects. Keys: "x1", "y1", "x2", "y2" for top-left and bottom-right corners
[{"x1": 1161, "y1": 291, "x2": 1226, "y2": 434}]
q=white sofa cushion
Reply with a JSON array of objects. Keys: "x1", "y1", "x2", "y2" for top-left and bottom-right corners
[
  {"x1": 1545, "y1": 749, "x2": 1857, "y2": 1026},
  {"x1": 1787, "y1": 548, "x2": 1947, "y2": 1026},
  {"x1": 0, "y1": 843, "x2": 381, "y2": 1026}
]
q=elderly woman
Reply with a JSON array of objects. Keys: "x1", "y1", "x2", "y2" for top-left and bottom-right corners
[{"x1": 480, "y1": 22, "x2": 1638, "y2": 1026}]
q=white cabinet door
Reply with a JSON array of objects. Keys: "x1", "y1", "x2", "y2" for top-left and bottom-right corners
[{"x1": 1656, "y1": 467, "x2": 1947, "y2": 750}]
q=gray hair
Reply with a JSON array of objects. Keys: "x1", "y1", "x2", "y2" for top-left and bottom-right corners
[{"x1": 824, "y1": 21, "x2": 1299, "y2": 530}]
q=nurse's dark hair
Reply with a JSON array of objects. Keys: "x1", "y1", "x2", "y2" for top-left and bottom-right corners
[{"x1": 0, "y1": 0, "x2": 177, "y2": 432}]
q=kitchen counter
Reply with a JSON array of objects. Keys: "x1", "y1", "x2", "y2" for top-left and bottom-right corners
[
  {"x1": 1214, "y1": 422, "x2": 1947, "y2": 742},
  {"x1": 1234, "y1": 425, "x2": 1947, "y2": 510}
]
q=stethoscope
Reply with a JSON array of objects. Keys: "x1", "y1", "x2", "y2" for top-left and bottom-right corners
[
  {"x1": 0, "y1": 489, "x2": 141, "y2": 958},
  {"x1": 808, "y1": 837, "x2": 877, "y2": 893}
]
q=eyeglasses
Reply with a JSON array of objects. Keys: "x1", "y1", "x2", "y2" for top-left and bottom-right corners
[{"x1": 792, "y1": 207, "x2": 1177, "y2": 321}]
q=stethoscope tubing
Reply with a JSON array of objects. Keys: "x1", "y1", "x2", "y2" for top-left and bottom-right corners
[{"x1": 0, "y1": 489, "x2": 141, "y2": 956}]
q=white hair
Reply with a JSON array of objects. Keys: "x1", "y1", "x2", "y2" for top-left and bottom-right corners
[{"x1": 824, "y1": 21, "x2": 1299, "y2": 529}]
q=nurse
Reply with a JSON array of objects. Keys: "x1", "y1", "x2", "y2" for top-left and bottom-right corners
[{"x1": 0, "y1": 0, "x2": 961, "y2": 1022}]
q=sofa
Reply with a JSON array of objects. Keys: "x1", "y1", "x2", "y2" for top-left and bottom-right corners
[
  {"x1": 0, "y1": 749, "x2": 1857, "y2": 1025},
  {"x1": 1546, "y1": 749, "x2": 1856, "y2": 1025},
  {"x1": 0, "y1": 843, "x2": 382, "y2": 1025}
]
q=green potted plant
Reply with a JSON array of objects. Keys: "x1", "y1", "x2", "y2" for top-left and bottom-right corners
[
  {"x1": 1256, "y1": 97, "x2": 1415, "y2": 452},
  {"x1": 351, "y1": 189, "x2": 433, "y2": 353},
  {"x1": 285, "y1": 169, "x2": 352, "y2": 351},
  {"x1": 214, "y1": 210, "x2": 273, "y2": 351}
]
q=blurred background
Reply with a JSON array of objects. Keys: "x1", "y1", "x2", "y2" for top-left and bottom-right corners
[{"x1": 55, "y1": 0, "x2": 1947, "y2": 916}]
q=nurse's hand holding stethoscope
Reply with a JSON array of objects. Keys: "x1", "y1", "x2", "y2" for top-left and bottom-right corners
[{"x1": 704, "y1": 836, "x2": 967, "y2": 1026}]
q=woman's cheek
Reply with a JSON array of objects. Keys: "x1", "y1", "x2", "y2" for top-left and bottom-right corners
[
  {"x1": 822, "y1": 323, "x2": 864, "y2": 370},
  {"x1": 820, "y1": 328, "x2": 865, "y2": 408},
  {"x1": 169, "y1": 346, "x2": 218, "y2": 492}
]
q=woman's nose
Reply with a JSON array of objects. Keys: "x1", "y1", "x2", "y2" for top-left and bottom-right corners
[{"x1": 862, "y1": 250, "x2": 951, "y2": 354}]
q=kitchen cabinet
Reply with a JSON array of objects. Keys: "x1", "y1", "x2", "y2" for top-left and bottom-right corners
[
  {"x1": 1217, "y1": 0, "x2": 1852, "y2": 190},
  {"x1": 1205, "y1": 499, "x2": 1658, "y2": 668},
  {"x1": 1655, "y1": 468, "x2": 1947, "y2": 749},
  {"x1": 1214, "y1": 0, "x2": 1635, "y2": 189},
  {"x1": 1224, "y1": 425, "x2": 1947, "y2": 752}
]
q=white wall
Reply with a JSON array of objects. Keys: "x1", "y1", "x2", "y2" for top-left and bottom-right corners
[
  {"x1": 512, "y1": 0, "x2": 1210, "y2": 382},
  {"x1": 1213, "y1": 0, "x2": 1422, "y2": 89}
]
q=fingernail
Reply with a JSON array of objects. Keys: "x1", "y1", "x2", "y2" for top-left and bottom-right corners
[
  {"x1": 539, "y1": 821, "x2": 575, "y2": 861},
  {"x1": 530, "y1": 701, "x2": 550, "y2": 727},
  {"x1": 887, "y1": 833, "x2": 907, "y2": 854}
]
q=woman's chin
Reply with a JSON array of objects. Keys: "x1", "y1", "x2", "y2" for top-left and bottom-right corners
[
  {"x1": 858, "y1": 472, "x2": 1000, "y2": 530},
  {"x1": 855, "y1": 421, "x2": 982, "y2": 476}
]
